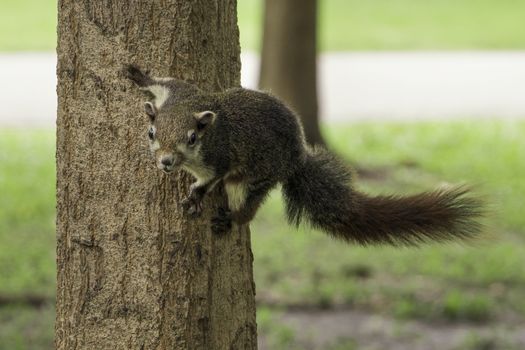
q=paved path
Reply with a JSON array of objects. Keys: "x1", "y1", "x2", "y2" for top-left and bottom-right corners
[
  {"x1": 2, "y1": 51, "x2": 525, "y2": 126},
  {"x1": 1, "y1": 53, "x2": 57, "y2": 127}
]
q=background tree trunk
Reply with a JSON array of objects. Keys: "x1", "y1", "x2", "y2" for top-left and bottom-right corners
[
  {"x1": 55, "y1": 1, "x2": 257, "y2": 349},
  {"x1": 259, "y1": 0, "x2": 324, "y2": 146}
]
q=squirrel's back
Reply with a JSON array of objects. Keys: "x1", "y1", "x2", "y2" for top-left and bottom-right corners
[{"x1": 216, "y1": 88, "x2": 307, "y2": 180}]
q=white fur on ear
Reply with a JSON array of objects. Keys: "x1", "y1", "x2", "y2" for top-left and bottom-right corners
[
  {"x1": 140, "y1": 85, "x2": 170, "y2": 109},
  {"x1": 144, "y1": 102, "x2": 157, "y2": 122},
  {"x1": 194, "y1": 111, "x2": 217, "y2": 128}
]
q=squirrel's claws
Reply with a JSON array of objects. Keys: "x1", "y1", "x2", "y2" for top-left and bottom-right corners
[
  {"x1": 181, "y1": 197, "x2": 203, "y2": 218},
  {"x1": 211, "y1": 207, "x2": 232, "y2": 235},
  {"x1": 181, "y1": 198, "x2": 191, "y2": 211}
]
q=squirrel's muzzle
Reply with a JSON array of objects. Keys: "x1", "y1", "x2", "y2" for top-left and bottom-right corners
[
  {"x1": 161, "y1": 155, "x2": 174, "y2": 167},
  {"x1": 157, "y1": 153, "x2": 175, "y2": 173}
]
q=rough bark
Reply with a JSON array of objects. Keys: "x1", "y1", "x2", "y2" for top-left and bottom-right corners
[
  {"x1": 259, "y1": 0, "x2": 324, "y2": 146},
  {"x1": 55, "y1": 1, "x2": 257, "y2": 349}
]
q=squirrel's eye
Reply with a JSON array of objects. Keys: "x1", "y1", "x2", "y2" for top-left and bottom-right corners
[
  {"x1": 188, "y1": 132, "x2": 197, "y2": 145},
  {"x1": 148, "y1": 128, "x2": 155, "y2": 140}
]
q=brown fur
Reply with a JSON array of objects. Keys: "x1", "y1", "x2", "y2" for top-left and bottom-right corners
[
  {"x1": 283, "y1": 147, "x2": 484, "y2": 246},
  {"x1": 126, "y1": 64, "x2": 485, "y2": 242}
]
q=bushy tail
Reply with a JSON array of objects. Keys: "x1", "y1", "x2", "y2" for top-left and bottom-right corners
[{"x1": 282, "y1": 148, "x2": 484, "y2": 246}]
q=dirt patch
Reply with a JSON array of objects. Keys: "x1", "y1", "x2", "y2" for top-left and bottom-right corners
[{"x1": 259, "y1": 308, "x2": 525, "y2": 350}]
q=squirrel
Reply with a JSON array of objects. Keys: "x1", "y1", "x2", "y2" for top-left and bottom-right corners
[{"x1": 125, "y1": 64, "x2": 484, "y2": 245}]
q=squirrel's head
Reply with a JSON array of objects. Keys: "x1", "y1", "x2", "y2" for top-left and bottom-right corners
[
  {"x1": 125, "y1": 64, "x2": 216, "y2": 174},
  {"x1": 145, "y1": 102, "x2": 216, "y2": 173}
]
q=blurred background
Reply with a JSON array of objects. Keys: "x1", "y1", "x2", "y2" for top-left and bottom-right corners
[{"x1": 1, "y1": 0, "x2": 524, "y2": 349}]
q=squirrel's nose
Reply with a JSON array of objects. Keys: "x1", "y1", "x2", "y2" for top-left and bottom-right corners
[{"x1": 160, "y1": 155, "x2": 174, "y2": 167}]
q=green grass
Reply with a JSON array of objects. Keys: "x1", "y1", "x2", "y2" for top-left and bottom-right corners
[
  {"x1": 2, "y1": 0, "x2": 525, "y2": 51},
  {"x1": 1, "y1": 120, "x2": 524, "y2": 348},
  {"x1": 0, "y1": 0, "x2": 57, "y2": 51},
  {"x1": 257, "y1": 307, "x2": 298, "y2": 349},
  {"x1": 317, "y1": 0, "x2": 525, "y2": 51},
  {"x1": 0, "y1": 130, "x2": 56, "y2": 297}
]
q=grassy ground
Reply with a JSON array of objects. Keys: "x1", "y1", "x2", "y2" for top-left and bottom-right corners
[
  {"x1": 0, "y1": 0, "x2": 57, "y2": 51},
  {"x1": 2, "y1": 0, "x2": 525, "y2": 51},
  {"x1": 1, "y1": 120, "x2": 524, "y2": 348},
  {"x1": 0, "y1": 131, "x2": 55, "y2": 297}
]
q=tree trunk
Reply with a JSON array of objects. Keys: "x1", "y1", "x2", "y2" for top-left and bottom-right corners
[
  {"x1": 259, "y1": 0, "x2": 324, "y2": 146},
  {"x1": 55, "y1": 1, "x2": 257, "y2": 349}
]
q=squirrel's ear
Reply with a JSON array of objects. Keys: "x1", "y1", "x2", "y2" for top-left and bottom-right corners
[
  {"x1": 194, "y1": 111, "x2": 216, "y2": 131},
  {"x1": 144, "y1": 102, "x2": 157, "y2": 122},
  {"x1": 124, "y1": 64, "x2": 153, "y2": 87},
  {"x1": 126, "y1": 64, "x2": 202, "y2": 108}
]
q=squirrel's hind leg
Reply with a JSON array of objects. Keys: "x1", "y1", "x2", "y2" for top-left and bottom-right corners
[
  {"x1": 210, "y1": 178, "x2": 276, "y2": 234},
  {"x1": 225, "y1": 178, "x2": 276, "y2": 226}
]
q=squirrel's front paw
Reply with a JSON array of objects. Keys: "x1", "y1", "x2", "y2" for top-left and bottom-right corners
[
  {"x1": 211, "y1": 207, "x2": 232, "y2": 235},
  {"x1": 181, "y1": 197, "x2": 203, "y2": 218}
]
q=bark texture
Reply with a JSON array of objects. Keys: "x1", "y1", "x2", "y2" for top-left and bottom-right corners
[
  {"x1": 259, "y1": 0, "x2": 324, "y2": 145},
  {"x1": 56, "y1": 1, "x2": 257, "y2": 349}
]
